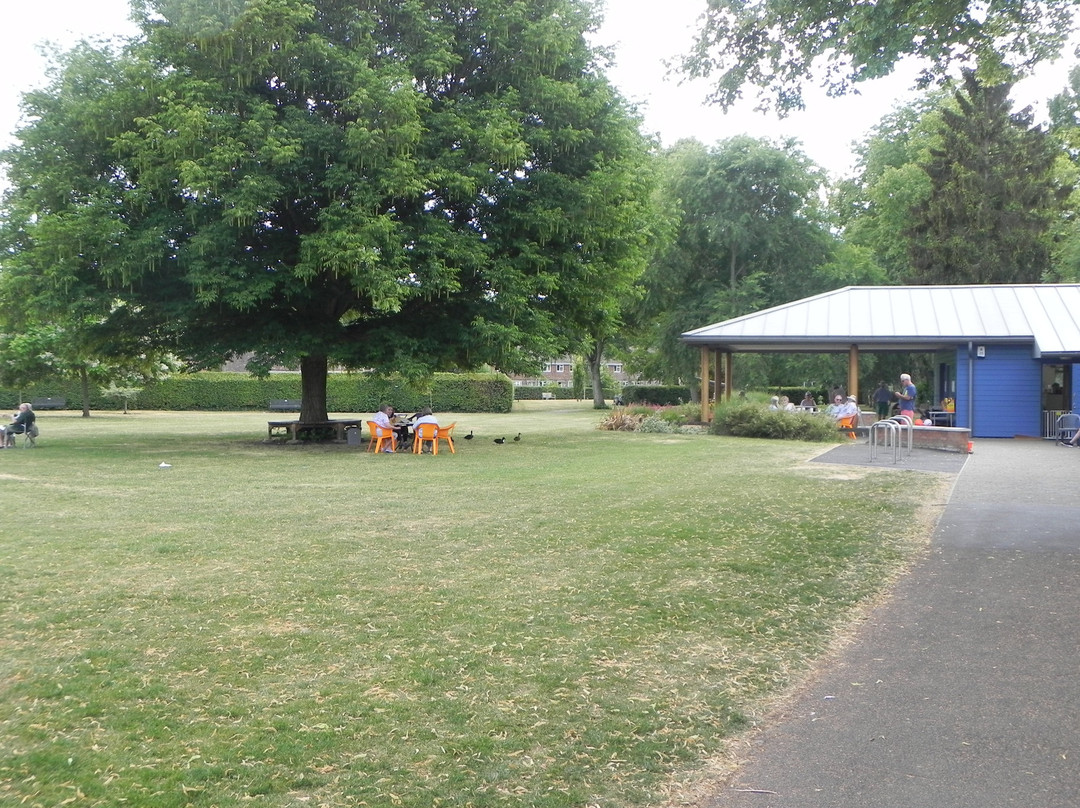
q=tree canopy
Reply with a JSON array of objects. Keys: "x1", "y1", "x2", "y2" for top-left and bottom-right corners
[
  {"x1": 0, "y1": 0, "x2": 652, "y2": 420},
  {"x1": 682, "y1": 0, "x2": 1078, "y2": 114},
  {"x1": 632, "y1": 137, "x2": 835, "y2": 387},
  {"x1": 907, "y1": 71, "x2": 1068, "y2": 284}
]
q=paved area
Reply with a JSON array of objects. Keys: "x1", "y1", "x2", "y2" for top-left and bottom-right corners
[{"x1": 703, "y1": 439, "x2": 1080, "y2": 808}]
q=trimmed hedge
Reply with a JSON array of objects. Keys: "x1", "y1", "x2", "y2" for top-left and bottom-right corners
[
  {"x1": 513, "y1": 386, "x2": 616, "y2": 400},
  {"x1": 1, "y1": 372, "x2": 514, "y2": 413},
  {"x1": 620, "y1": 385, "x2": 692, "y2": 406}
]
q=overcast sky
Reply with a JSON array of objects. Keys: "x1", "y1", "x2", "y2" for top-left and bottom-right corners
[{"x1": 1, "y1": 0, "x2": 1076, "y2": 180}]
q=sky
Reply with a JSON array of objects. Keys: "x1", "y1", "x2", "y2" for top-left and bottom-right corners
[{"x1": 1, "y1": 0, "x2": 1076, "y2": 180}]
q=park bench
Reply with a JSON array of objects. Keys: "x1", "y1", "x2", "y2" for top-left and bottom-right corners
[
  {"x1": 31, "y1": 397, "x2": 66, "y2": 410},
  {"x1": 268, "y1": 399, "x2": 302, "y2": 412},
  {"x1": 541, "y1": 392, "x2": 555, "y2": 400},
  {"x1": 266, "y1": 418, "x2": 363, "y2": 444}
]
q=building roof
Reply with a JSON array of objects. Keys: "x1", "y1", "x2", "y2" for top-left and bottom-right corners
[{"x1": 681, "y1": 285, "x2": 1080, "y2": 359}]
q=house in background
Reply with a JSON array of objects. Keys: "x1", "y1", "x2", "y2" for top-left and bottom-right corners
[
  {"x1": 508, "y1": 356, "x2": 637, "y2": 389},
  {"x1": 682, "y1": 285, "x2": 1080, "y2": 439}
]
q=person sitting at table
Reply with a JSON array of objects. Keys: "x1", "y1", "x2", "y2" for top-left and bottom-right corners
[
  {"x1": 386, "y1": 406, "x2": 414, "y2": 449},
  {"x1": 799, "y1": 392, "x2": 816, "y2": 409},
  {"x1": 3, "y1": 402, "x2": 35, "y2": 448},
  {"x1": 411, "y1": 407, "x2": 440, "y2": 452},
  {"x1": 825, "y1": 394, "x2": 844, "y2": 418},
  {"x1": 834, "y1": 395, "x2": 858, "y2": 422},
  {"x1": 372, "y1": 404, "x2": 397, "y2": 452}
]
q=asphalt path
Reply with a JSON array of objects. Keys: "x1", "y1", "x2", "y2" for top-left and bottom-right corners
[{"x1": 701, "y1": 438, "x2": 1080, "y2": 808}]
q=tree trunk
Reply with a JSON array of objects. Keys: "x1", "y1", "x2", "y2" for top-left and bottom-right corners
[
  {"x1": 299, "y1": 354, "x2": 329, "y2": 422},
  {"x1": 80, "y1": 366, "x2": 91, "y2": 417},
  {"x1": 586, "y1": 343, "x2": 607, "y2": 409}
]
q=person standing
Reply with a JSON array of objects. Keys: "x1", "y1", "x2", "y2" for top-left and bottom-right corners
[
  {"x1": 895, "y1": 373, "x2": 917, "y2": 419},
  {"x1": 873, "y1": 381, "x2": 892, "y2": 421}
]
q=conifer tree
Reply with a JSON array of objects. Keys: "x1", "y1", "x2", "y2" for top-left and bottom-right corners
[{"x1": 907, "y1": 70, "x2": 1067, "y2": 285}]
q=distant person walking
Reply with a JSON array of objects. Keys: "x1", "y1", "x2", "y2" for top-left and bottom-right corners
[{"x1": 873, "y1": 380, "x2": 892, "y2": 420}]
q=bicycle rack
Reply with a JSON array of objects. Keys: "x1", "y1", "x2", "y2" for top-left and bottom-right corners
[{"x1": 869, "y1": 416, "x2": 913, "y2": 464}]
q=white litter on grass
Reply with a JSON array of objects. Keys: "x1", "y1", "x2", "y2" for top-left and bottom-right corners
[{"x1": 159, "y1": 462, "x2": 172, "y2": 469}]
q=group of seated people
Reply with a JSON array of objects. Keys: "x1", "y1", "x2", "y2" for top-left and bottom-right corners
[
  {"x1": 2, "y1": 403, "x2": 36, "y2": 447},
  {"x1": 769, "y1": 392, "x2": 858, "y2": 422},
  {"x1": 371, "y1": 404, "x2": 438, "y2": 453}
]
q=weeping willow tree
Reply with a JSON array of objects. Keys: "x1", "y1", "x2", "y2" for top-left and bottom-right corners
[{"x1": 0, "y1": 0, "x2": 652, "y2": 420}]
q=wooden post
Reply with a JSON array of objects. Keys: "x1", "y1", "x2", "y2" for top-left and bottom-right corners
[
  {"x1": 724, "y1": 351, "x2": 733, "y2": 402},
  {"x1": 700, "y1": 346, "x2": 711, "y2": 423},
  {"x1": 848, "y1": 344, "x2": 859, "y2": 405},
  {"x1": 713, "y1": 350, "x2": 722, "y2": 409}
]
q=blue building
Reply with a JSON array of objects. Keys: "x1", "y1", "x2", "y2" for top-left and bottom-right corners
[{"x1": 681, "y1": 285, "x2": 1080, "y2": 439}]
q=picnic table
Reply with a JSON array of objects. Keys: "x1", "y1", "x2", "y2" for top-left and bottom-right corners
[{"x1": 266, "y1": 419, "x2": 363, "y2": 444}]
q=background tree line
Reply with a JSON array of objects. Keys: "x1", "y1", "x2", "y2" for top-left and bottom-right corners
[{"x1": 2, "y1": 0, "x2": 1078, "y2": 411}]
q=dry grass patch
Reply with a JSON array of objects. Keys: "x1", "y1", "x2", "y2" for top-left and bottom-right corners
[{"x1": 0, "y1": 407, "x2": 955, "y2": 808}]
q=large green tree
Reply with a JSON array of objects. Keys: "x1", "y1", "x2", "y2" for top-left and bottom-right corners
[
  {"x1": 907, "y1": 70, "x2": 1068, "y2": 284},
  {"x1": 1046, "y1": 64, "x2": 1080, "y2": 282},
  {"x1": 682, "y1": 0, "x2": 1077, "y2": 114},
  {"x1": 0, "y1": 0, "x2": 651, "y2": 421},
  {"x1": 831, "y1": 96, "x2": 945, "y2": 282},
  {"x1": 632, "y1": 137, "x2": 835, "y2": 388}
]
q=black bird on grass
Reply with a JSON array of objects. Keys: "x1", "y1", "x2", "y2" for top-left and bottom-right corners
[
  {"x1": 463, "y1": 430, "x2": 474, "y2": 440},
  {"x1": 493, "y1": 437, "x2": 506, "y2": 444},
  {"x1": 513, "y1": 433, "x2": 521, "y2": 442}
]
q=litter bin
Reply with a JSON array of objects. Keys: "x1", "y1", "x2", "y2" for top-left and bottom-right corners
[{"x1": 345, "y1": 426, "x2": 361, "y2": 446}]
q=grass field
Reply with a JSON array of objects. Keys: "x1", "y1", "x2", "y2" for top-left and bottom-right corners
[{"x1": 0, "y1": 402, "x2": 951, "y2": 807}]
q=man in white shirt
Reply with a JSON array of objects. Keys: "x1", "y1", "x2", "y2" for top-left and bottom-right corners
[
  {"x1": 372, "y1": 404, "x2": 396, "y2": 452},
  {"x1": 411, "y1": 407, "x2": 440, "y2": 452}
]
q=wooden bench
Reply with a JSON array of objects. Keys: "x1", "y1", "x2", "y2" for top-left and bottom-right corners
[
  {"x1": 32, "y1": 397, "x2": 66, "y2": 410},
  {"x1": 266, "y1": 419, "x2": 363, "y2": 444},
  {"x1": 269, "y1": 399, "x2": 302, "y2": 412}
]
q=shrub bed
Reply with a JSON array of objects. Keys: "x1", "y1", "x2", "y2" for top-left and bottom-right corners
[{"x1": 710, "y1": 402, "x2": 844, "y2": 442}]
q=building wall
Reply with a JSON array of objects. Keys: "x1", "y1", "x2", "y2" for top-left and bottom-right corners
[
  {"x1": 509, "y1": 357, "x2": 635, "y2": 388},
  {"x1": 955, "y1": 344, "x2": 1041, "y2": 438}
]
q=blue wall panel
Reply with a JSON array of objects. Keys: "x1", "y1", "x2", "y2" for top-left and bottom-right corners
[{"x1": 955, "y1": 344, "x2": 1040, "y2": 438}]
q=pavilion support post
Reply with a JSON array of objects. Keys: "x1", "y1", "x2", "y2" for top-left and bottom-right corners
[
  {"x1": 848, "y1": 344, "x2": 860, "y2": 405},
  {"x1": 724, "y1": 351, "x2": 733, "y2": 403},
  {"x1": 700, "y1": 347, "x2": 711, "y2": 423},
  {"x1": 713, "y1": 351, "x2": 722, "y2": 406}
]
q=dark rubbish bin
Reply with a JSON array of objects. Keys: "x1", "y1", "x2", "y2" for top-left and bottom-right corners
[{"x1": 346, "y1": 426, "x2": 361, "y2": 446}]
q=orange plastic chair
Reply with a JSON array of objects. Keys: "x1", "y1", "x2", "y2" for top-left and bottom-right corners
[
  {"x1": 412, "y1": 422, "x2": 439, "y2": 454},
  {"x1": 435, "y1": 422, "x2": 456, "y2": 454},
  {"x1": 837, "y1": 413, "x2": 858, "y2": 440},
  {"x1": 366, "y1": 420, "x2": 397, "y2": 453}
]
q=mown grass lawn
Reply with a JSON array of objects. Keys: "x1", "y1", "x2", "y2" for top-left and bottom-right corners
[{"x1": 0, "y1": 402, "x2": 950, "y2": 807}]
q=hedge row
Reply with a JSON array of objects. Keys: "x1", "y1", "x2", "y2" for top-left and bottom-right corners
[
  {"x1": 1, "y1": 372, "x2": 514, "y2": 413},
  {"x1": 513, "y1": 386, "x2": 617, "y2": 400},
  {"x1": 620, "y1": 385, "x2": 692, "y2": 406}
]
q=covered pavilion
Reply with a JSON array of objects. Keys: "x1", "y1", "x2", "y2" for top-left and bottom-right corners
[{"x1": 681, "y1": 284, "x2": 1080, "y2": 438}]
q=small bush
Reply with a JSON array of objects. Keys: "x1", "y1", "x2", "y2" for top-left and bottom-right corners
[
  {"x1": 637, "y1": 414, "x2": 675, "y2": 433},
  {"x1": 711, "y1": 402, "x2": 844, "y2": 442},
  {"x1": 597, "y1": 410, "x2": 645, "y2": 431}
]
